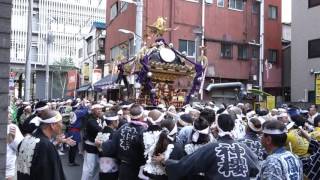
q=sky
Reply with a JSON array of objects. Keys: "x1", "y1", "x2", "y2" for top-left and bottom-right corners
[{"x1": 282, "y1": 0, "x2": 292, "y2": 23}]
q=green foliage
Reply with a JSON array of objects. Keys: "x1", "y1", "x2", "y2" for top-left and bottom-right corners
[
  {"x1": 51, "y1": 57, "x2": 76, "y2": 72},
  {"x1": 51, "y1": 57, "x2": 76, "y2": 98}
]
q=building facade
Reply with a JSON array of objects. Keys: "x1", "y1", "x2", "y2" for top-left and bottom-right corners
[
  {"x1": 76, "y1": 22, "x2": 106, "y2": 96},
  {"x1": 105, "y1": 0, "x2": 282, "y2": 102},
  {"x1": 291, "y1": 0, "x2": 320, "y2": 102},
  {"x1": 10, "y1": 0, "x2": 105, "y2": 99},
  {"x1": 0, "y1": 0, "x2": 12, "y2": 178}
]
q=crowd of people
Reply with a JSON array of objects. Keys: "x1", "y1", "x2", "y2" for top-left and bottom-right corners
[{"x1": 6, "y1": 97, "x2": 320, "y2": 180}]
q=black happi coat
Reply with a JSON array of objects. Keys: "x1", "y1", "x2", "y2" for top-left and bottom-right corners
[
  {"x1": 102, "y1": 121, "x2": 147, "y2": 180},
  {"x1": 84, "y1": 114, "x2": 103, "y2": 154},
  {"x1": 17, "y1": 129, "x2": 66, "y2": 180},
  {"x1": 165, "y1": 135, "x2": 259, "y2": 180}
]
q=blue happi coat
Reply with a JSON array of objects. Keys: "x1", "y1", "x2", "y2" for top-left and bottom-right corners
[
  {"x1": 259, "y1": 147, "x2": 303, "y2": 180},
  {"x1": 67, "y1": 106, "x2": 89, "y2": 143}
]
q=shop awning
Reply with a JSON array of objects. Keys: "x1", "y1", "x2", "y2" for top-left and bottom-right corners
[
  {"x1": 93, "y1": 74, "x2": 118, "y2": 90},
  {"x1": 76, "y1": 84, "x2": 92, "y2": 92}
]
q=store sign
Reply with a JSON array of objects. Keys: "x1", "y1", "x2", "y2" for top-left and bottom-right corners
[
  {"x1": 83, "y1": 63, "x2": 90, "y2": 82},
  {"x1": 92, "y1": 69, "x2": 102, "y2": 84},
  {"x1": 9, "y1": 72, "x2": 16, "y2": 95},
  {"x1": 315, "y1": 73, "x2": 320, "y2": 105}
]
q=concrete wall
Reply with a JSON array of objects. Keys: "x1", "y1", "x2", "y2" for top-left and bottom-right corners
[
  {"x1": 291, "y1": 1, "x2": 320, "y2": 102},
  {"x1": 0, "y1": 0, "x2": 12, "y2": 178}
]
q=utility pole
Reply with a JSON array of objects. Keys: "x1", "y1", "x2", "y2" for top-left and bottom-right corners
[
  {"x1": 25, "y1": 0, "x2": 33, "y2": 101},
  {"x1": 199, "y1": 0, "x2": 206, "y2": 100},
  {"x1": 135, "y1": 0, "x2": 143, "y2": 54},
  {"x1": 45, "y1": 31, "x2": 53, "y2": 100},
  {"x1": 259, "y1": 0, "x2": 265, "y2": 101}
]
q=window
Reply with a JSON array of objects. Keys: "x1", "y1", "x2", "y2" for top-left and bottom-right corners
[
  {"x1": 308, "y1": 39, "x2": 320, "y2": 59},
  {"x1": 309, "y1": 0, "x2": 320, "y2": 8},
  {"x1": 87, "y1": 37, "x2": 93, "y2": 55},
  {"x1": 268, "y1": 49, "x2": 278, "y2": 63},
  {"x1": 78, "y1": 48, "x2": 83, "y2": 58},
  {"x1": 217, "y1": 0, "x2": 224, "y2": 7},
  {"x1": 179, "y1": 40, "x2": 195, "y2": 57},
  {"x1": 111, "y1": 46, "x2": 120, "y2": 60},
  {"x1": 129, "y1": 39, "x2": 135, "y2": 57},
  {"x1": 221, "y1": 43, "x2": 233, "y2": 59},
  {"x1": 238, "y1": 45, "x2": 248, "y2": 60},
  {"x1": 110, "y1": 3, "x2": 118, "y2": 21},
  {"x1": 268, "y1": 5, "x2": 278, "y2": 20},
  {"x1": 229, "y1": 0, "x2": 244, "y2": 10},
  {"x1": 120, "y1": 2, "x2": 128, "y2": 13},
  {"x1": 252, "y1": 47, "x2": 259, "y2": 59},
  {"x1": 31, "y1": 46, "x2": 38, "y2": 62},
  {"x1": 252, "y1": 2, "x2": 259, "y2": 14}
]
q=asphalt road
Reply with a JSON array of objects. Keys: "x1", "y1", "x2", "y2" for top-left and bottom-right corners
[{"x1": 60, "y1": 152, "x2": 83, "y2": 180}]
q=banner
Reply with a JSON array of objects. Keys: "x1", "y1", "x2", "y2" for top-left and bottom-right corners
[
  {"x1": 67, "y1": 70, "x2": 78, "y2": 97},
  {"x1": 315, "y1": 73, "x2": 320, "y2": 105}
]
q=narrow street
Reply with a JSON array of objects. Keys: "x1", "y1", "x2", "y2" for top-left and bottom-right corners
[{"x1": 61, "y1": 152, "x2": 83, "y2": 180}]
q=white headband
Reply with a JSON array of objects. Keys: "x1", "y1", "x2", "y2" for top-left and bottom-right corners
[
  {"x1": 216, "y1": 116, "x2": 234, "y2": 137},
  {"x1": 164, "y1": 123, "x2": 178, "y2": 141},
  {"x1": 117, "y1": 110, "x2": 123, "y2": 115},
  {"x1": 131, "y1": 106, "x2": 145, "y2": 119},
  {"x1": 122, "y1": 103, "x2": 133, "y2": 109},
  {"x1": 131, "y1": 112, "x2": 143, "y2": 120},
  {"x1": 36, "y1": 105, "x2": 49, "y2": 111},
  {"x1": 104, "y1": 115, "x2": 119, "y2": 121},
  {"x1": 148, "y1": 113, "x2": 166, "y2": 125},
  {"x1": 39, "y1": 113, "x2": 62, "y2": 124},
  {"x1": 168, "y1": 123, "x2": 178, "y2": 136},
  {"x1": 262, "y1": 128, "x2": 288, "y2": 135},
  {"x1": 248, "y1": 120, "x2": 262, "y2": 132},
  {"x1": 91, "y1": 104, "x2": 104, "y2": 109},
  {"x1": 192, "y1": 126, "x2": 210, "y2": 142}
]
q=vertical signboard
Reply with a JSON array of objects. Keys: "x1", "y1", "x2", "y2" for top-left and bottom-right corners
[
  {"x1": 83, "y1": 62, "x2": 90, "y2": 83},
  {"x1": 315, "y1": 73, "x2": 320, "y2": 105},
  {"x1": 9, "y1": 72, "x2": 16, "y2": 96},
  {"x1": 67, "y1": 70, "x2": 78, "y2": 97},
  {"x1": 266, "y1": 96, "x2": 276, "y2": 110},
  {"x1": 92, "y1": 69, "x2": 102, "y2": 84}
]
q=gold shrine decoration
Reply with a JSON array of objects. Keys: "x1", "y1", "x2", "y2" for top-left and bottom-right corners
[{"x1": 147, "y1": 17, "x2": 177, "y2": 37}]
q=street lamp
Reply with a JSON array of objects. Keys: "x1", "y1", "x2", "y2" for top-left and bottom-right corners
[
  {"x1": 120, "y1": 0, "x2": 137, "y2": 5},
  {"x1": 119, "y1": 0, "x2": 143, "y2": 55},
  {"x1": 118, "y1": 28, "x2": 143, "y2": 47}
]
